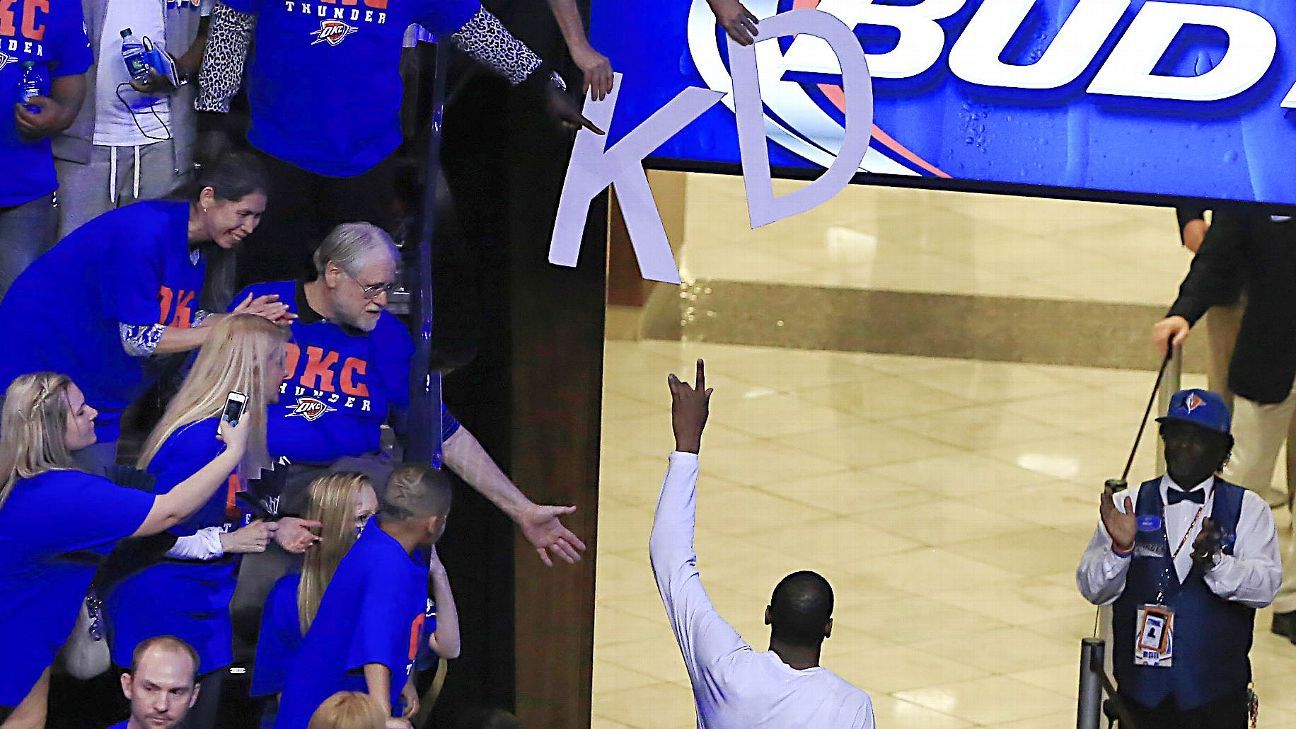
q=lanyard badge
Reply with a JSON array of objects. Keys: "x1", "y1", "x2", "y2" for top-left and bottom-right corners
[
  {"x1": 1131, "y1": 501, "x2": 1207, "y2": 668},
  {"x1": 1135, "y1": 603, "x2": 1174, "y2": 667}
]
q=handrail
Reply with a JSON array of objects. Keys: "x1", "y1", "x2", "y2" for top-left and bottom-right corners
[{"x1": 405, "y1": 42, "x2": 453, "y2": 469}]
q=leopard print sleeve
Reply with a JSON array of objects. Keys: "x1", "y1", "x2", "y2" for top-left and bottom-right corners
[
  {"x1": 196, "y1": 2, "x2": 257, "y2": 113},
  {"x1": 119, "y1": 323, "x2": 167, "y2": 357},
  {"x1": 449, "y1": 7, "x2": 543, "y2": 86}
]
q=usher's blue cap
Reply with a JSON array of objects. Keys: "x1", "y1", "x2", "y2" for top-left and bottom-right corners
[{"x1": 1156, "y1": 389, "x2": 1230, "y2": 435}]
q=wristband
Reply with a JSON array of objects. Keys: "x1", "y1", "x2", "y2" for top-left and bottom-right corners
[{"x1": 522, "y1": 63, "x2": 566, "y2": 95}]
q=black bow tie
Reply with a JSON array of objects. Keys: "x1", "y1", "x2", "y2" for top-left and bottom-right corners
[{"x1": 1167, "y1": 488, "x2": 1206, "y2": 505}]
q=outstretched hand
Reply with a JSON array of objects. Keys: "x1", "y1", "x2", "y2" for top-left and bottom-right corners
[
  {"x1": 232, "y1": 293, "x2": 296, "y2": 326},
  {"x1": 668, "y1": 359, "x2": 712, "y2": 454},
  {"x1": 519, "y1": 502, "x2": 586, "y2": 567},
  {"x1": 274, "y1": 517, "x2": 322, "y2": 554}
]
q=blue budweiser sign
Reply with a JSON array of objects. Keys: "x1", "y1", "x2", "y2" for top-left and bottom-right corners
[{"x1": 590, "y1": 0, "x2": 1296, "y2": 207}]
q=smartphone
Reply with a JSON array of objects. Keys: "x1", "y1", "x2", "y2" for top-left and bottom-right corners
[{"x1": 222, "y1": 391, "x2": 248, "y2": 429}]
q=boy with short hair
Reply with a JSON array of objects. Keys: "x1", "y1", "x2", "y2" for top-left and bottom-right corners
[{"x1": 276, "y1": 464, "x2": 452, "y2": 729}]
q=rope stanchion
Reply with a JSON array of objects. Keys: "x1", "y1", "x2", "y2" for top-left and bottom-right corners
[{"x1": 1077, "y1": 638, "x2": 1139, "y2": 729}]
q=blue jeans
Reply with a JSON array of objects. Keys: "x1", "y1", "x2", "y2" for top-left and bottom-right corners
[{"x1": 0, "y1": 193, "x2": 56, "y2": 300}]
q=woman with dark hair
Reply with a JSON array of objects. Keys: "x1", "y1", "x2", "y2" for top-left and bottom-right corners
[
  {"x1": 0, "y1": 371, "x2": 250, "y2": 727},
  {"x1": 0, "y1": 151, "x2": 292, "y2": 475}
]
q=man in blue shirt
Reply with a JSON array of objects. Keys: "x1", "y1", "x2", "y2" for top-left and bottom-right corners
[
  {"x1": 276, "y1": 464, "x2": 451, "y2": 727},
  {"x1": 0, "y1": 0, "x2": 90, "y2": 297},
  {"x1": 234, "y1": 223, "x2": 583, "y2": 560},
  {"x1": 230, "y1": 223, "x2": 584, "y2": 659},
  {"x1": 111, "y1": 636, "x2": 202, "y2": 729},
  {"x1": 194, "y1": 0, "x2": 598, "y2": 285}
]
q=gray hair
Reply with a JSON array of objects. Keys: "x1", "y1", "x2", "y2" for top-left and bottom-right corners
[{"x1": 313, "y1": 223, "x2": 399, "y2": 278}]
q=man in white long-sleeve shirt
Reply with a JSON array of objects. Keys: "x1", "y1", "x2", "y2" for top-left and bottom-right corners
[
  {"x1": 1077, "y1": 388, "x2": 1281, "y2": 729},
  {"x1": 650, "y1": 360, "x2": 874, "y2": 729}
]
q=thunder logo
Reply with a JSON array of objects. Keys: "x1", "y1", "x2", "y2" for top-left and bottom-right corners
[
  {"x1": 310, "y1": 19, "x2": 357, "y2": 45},
  {"x1": 0, "y1": 52, "x2": 14, "y2": 72},
  {"x1": 287, "y1": 396, "x2": 338, "y2": 421}
]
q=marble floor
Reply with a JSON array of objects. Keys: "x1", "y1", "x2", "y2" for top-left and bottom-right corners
[
  {"x1": 591, "y1": 176, "x2": 1296, "y2": 727},
  {"x1": 674, "y1": 174, "x2": 1192, "y2": 307},
  {"x1": 593, "y1": 341, "x2": 1296, "y2": 728}
]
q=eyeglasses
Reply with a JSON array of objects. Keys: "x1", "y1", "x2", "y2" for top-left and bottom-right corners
[{"x1": 350, "y1": 275, "x2": 398, "y2": 301}]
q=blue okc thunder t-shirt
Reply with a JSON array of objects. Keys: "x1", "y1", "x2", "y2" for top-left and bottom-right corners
[
  {"x1": 223, "y1": 0, "x2": 477, "y2": 175},
  {"x1": 252, "y1": 572, "x2": 303, "y2": 697},
  {"x1": 0, "y1": 0, "x2": 92, "y2": 207},
  {"x1": 0, "y1": 201, "x2": 206, "y2": 442},
  {"x1": 107, "y1": 419, "x2": 245, "y2": 675},
  {"x1": 275, "y1": 525, "x2": 426, "y2": 728},
  {"x1": 254, "y1": 567, "x2": 438, "y2": 697},
  {"x1": 232, "y1": 281, "x2": 458, "y2": 464},
  {"x1": 0, "y1": 471, "x2": 152, "y2": 707}
]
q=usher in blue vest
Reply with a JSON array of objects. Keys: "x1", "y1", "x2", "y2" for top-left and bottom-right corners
[{"x1": 1112, "y1": 478, "x2": 1252, "y2": 710}]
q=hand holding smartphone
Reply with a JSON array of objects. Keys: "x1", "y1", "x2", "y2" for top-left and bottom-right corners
[{"x1": 222, "y1": 391, "x2": 248, "y2": 428}]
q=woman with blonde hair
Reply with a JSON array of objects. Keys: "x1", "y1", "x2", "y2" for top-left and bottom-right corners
[
  {"x1": 104, "y1": 314, "x2": 315, "y2": 729},
  {"x1": 253, "y1": 470, "x2": 460, "y2": 728},
  {"x1": 307, "y1": 692, "x2": 386, "y2": 729},
  {"x1": 0, "y1": 371, "x2": 251, "y2": 727},
  {"x1": 252, "y1": 472, "x2": 378, "y2": 727}
]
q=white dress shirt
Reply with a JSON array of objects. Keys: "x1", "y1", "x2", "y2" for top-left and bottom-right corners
[
  {"x1": 1076, "y1": 475, "x2": 1281, "y2": 609},
  {"x1": 167, "y1": 526, "x2": 225, "y2": 560},
  {"x1": 650, "y1": 452, "x2": 875, "y2": 729}
]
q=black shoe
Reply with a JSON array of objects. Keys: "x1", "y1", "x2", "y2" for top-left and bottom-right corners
[{"x1": 1272, "y1": 611, "x2": 1296, "y2": 641}]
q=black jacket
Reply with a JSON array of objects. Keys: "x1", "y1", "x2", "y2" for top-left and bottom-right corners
[{"x1": 1168, "y1": 211, "x2": 1296, "y2": 404}]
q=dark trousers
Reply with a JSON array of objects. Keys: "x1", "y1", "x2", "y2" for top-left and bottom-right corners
[
  {"x1": 236, "y1": 148, "x2": 398, "y2": 287},
  {"x1": 1122, "y1": 689, "x2": 1249, "y2": 729}
]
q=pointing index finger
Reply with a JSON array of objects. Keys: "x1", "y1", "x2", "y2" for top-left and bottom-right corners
[{"x1": 695, "y1": 359, "x2": 706, "y2": 393}]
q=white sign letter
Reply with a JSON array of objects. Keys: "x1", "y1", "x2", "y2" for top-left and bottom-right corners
[
  {"x1": 730, "y1": 9, "x2": 873, "y2": 229},
  {"x1": 949, "y1": 0, "x2": 1129, "y2": 89},
  {"x1": 783, "y1": 0, "x2": 965, "y2": 79},
  {"x1": 549, "y1": 75, "x2": 723, "y2": 283},
  {"x1": 1088, "y1": 1, "x2": 1276, "y2": 101}
]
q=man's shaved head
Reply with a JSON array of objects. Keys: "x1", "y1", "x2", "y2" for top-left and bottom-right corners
[{"x1": 767, "y1": 571, "x2": 834, "y2": 647}]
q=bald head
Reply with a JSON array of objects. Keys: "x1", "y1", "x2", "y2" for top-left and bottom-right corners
[
  {"x1": 766, "y1": 571, "x2": 834, "y2": 648},
  {"x1": 122, "y1": 636, "x2": 200, "y2": 728}
]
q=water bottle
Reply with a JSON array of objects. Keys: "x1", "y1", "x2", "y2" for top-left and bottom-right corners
[
  {"x1": 120, "y1": 28, "x2": 151, "y2": 83},
  {"x1": 18, "y1": 61, "x2": 44, "y2": 114}
]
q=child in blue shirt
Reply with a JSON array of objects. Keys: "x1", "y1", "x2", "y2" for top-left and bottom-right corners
[
  {"x1": 275, "y1": 464, "x2": 453, "y2": 727},
  {"x1": 253, "y1": 472, "x2": 458, "y2": 728}
]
